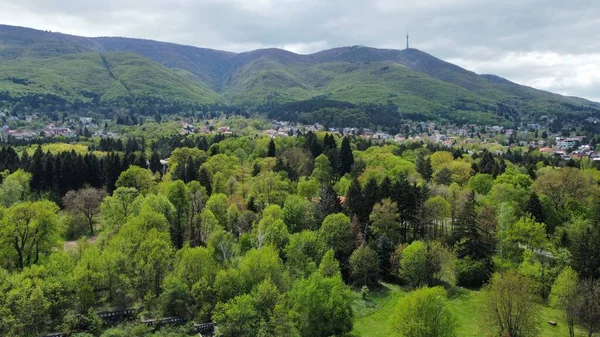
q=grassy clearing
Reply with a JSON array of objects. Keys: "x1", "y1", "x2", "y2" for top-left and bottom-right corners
[{"x1": 353, "y1": 283, "x2": 579, "y2": 337}]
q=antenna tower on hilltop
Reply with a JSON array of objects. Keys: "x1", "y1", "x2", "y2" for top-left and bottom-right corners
[{"x1": 406, "y1": 29, "x2": 410, "y2": 50}]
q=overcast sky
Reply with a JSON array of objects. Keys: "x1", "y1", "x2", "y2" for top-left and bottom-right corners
[{"x1": 2, "y1": 0, "x2": 599, "y2": 101}]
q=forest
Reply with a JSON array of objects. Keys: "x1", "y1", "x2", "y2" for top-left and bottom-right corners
[{"x1": 0, "y1": 128, "x2": 599, "y2": 337}]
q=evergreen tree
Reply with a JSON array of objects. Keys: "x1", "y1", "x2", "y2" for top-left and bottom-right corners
[
  {"x1": 452, "y1": 192, "x2": 491, "y2": 260},
  {"x1": 571, "y1": 194, "x2": 600, "y2": 279},
  {"x1": 479, "y1": 150, "x2": 499, "y2": 177},
  {"x1": 524, "y1": 192, "x2": 545, "y2": 225},
  {"x1": 134, "y1": 152, "x2": 148, "y2": 169},
  {"x1": 415, "y1": 153, "x2": 433, "y2": 181},
  {"x1": 338, "y1": 137, "x2": 354, "y2": 176},
  {"x1": 345, "y1": 178, "x2": 369, "y2": 224},
  {"x1": 20, "y1": 150, "x2": 30, "y2": 171},
  {"x1": 363, "y1": 177, "x2": 380, "y2": 221},
  {"x1": 268, "y1": 139, "x2": 276, "y2": 157},
  {"x1": 149, "y1": 151, "x2": 162, "y2": 174},
  {"x1": 185, "y1": 157, "x2": 198, "y2": 183},
  {"x1": 198, "y1": 167, "x2": 212, "y2": 195},
  {"x1": 30, "y1": 146, "x2": 45, "y2": 193},
  {"x1": 317, "y1": 186, "x2": 342, "y2": 225},
  {"x1": 379, "y1": 176, "x2": 392, "y2": 200}
]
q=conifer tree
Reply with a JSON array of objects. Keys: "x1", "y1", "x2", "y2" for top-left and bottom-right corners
[
  {"x1": 524, "y1": 192, "x2": 545, "y2": 225},
  {"x1": 268, "y1": 138, "x2": 276, "y2": 157},
  {"x1": 198, "y1": 167, "x2": 212, "y2": 196},
  {"x1": 338, "y1": 137, "x2": 354, "y2": 176},
  {"x1": 149, "y1": 151, "x2": 162, "y2": 174},
  {"x1": 30, "y1": 146, "x2": 45, "y2": 193},
  {"x1": 453, "y1": 192, "x2": 490, "y2": 260}
]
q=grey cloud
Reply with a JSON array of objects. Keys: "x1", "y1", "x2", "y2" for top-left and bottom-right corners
[{"x1": 1, "y1": 0, "x2": 599, "y2": 101}]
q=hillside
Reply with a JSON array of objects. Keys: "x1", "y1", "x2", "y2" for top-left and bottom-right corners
[{"x1": 1, "y1": 24, "x2": 599, "y2": 124}]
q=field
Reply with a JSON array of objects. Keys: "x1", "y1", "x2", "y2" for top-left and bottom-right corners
[{"x1": 352, "y1": 283, "x2": 579, "y2": 337}]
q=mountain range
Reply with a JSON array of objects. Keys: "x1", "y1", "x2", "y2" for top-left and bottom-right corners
[{"x1": 1, "y1": 24, "x2": 599, "y2": 125}]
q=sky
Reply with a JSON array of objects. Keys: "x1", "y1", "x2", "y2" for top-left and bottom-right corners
[{"x1": 2, "y1": 0, "x2": 600, "y2": 102}]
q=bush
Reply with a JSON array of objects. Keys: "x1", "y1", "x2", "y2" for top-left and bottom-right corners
[{"x1": 455, "y1": 257, "x2": 490, "y2": 287}]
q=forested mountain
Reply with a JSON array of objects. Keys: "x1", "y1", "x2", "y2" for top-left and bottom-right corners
[{"x1": 1, "y1": 24, "x2": 599, "y2": 125}]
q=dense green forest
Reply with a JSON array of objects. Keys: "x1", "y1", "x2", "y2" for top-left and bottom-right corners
[{"x1": 0, "y1": 127, "x2": 599, "y2": 337}]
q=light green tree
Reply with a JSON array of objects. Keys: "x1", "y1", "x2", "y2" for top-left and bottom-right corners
[
  {"x1": 549, "y1": 267, "x2": 580, "y2": 337},
  {"x1": 391, "y1": 286, "x2": 456, "y2": 337}
]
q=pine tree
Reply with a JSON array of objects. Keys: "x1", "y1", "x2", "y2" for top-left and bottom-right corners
[
  {"x1": 524, "y1": 192, "x2": 545, "y2": 225},
  {"x1": 30, "y1": 146, "x2": 45, "y2": 193},
  {"x1": 338, "y1": 137, "x2": 354, "y2": 176},
  {"x1": 478, "y1": 150, "x2": 498, "y2": 176},
  {"x1": 453, "y1": 192, "x2": 490, "y2": 260},
  {"x1": 149, "y1": 151, "x2": 162, "y2": 174},
  {"x1": 134, "y1": 152, "x2": 148, "y2": 169},
  {"x1": 363, "y1": 177, "x2": 380, "y2": 220},
  {"x1": 345, "y1": 178, "x2": 369, "y2": 224},
  {"x1": 185, "y1": 157, "x2": 198, "y2": 183},
  {"x1": 20, "y1": 149, "x2": 30, "y2": 170},
  {"x1": 415, "y1": 153, "x2": 433, "y2": 181},
  {"x1": 267, "y1": 139, "x2": 276, "y2": 157},
  {"x1": 317, "y1": 186, "x2": 342, "y2": 225},
  {"x1": 198, "y1": 167, "x2": 212, "y2": 195}
]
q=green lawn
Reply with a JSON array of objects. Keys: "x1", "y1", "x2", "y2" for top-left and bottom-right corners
[{"x1": 353, "y1": 283, "x2": 580, "y2": 337}]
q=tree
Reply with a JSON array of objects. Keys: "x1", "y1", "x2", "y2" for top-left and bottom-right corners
[
  {"x1": 213, "y1": 294, "x2": 260, "y2": 337},
  {"x1": 267, "y1": 139, "x2": 276, "y2": 157},
  {"x1": 427, "y1": 241, "x2": 456, "y2": 286},
  {"x1": 499, "y1": 216, "x2": 547, "y2": 262},
  {"x1": 311, "y1": 154, "x2": 333, "y2": 187},
  {"x1": 283, "y1": 195, "x2": 315, "y2": 233},
  {"x1": 416, "y1": 153, "x2": 433, "y2": 182},
  {"x1": 115, "y1": 166, "x2": 154, "y2": 194},
  {"x1": 400, "y1": 240, "x2": 428, "y2": 287},
  {"x1": 349, "y1": 245, "x2": 379, "y2": 287},
  {"x1": 549, "y1": 267, "x2": 579, "y2": 337},
  {"x1": 345, "y1": 178, "x2": 368, "y2": 223},
  {"x1": 198, "y1": 167, "x2": 213, "y2": 195},
  {"x1": 524, "y1": 192, "x2": 545, "y2": 225},
  {"x1": 391, "y1": 286, "x2": 456, "y2": 337},
  {"x1": 430, "y1": 151, "x2": 454, "y2": 172},
  {"x1": 288, "y1": 273, "x2": 353, "y2": 337},
  {"x1": 434, "y1": 167, "x2": 452, "y2": 185},
  {"x1": 338, "y1": 137, "x2": 354, "y2": 176},
  {"x1": 575, "y1": 278, "x2": 600, "y2": 337},
  {"x1": 316, "y1": 186, "x2": 342, "y2": 225},
  {"x1": 149, "y1": 151, "x2": 162, "y2": 174},
  {"x1": 468, "y1": 173, "x2": 493, "y2": 195},
  {"x1": 63, "y1": 188, "x2": 106, "y2": 236},
  {"x1": 319, "y1": 249, "x2": 341, "y2": 278},
  {"x1": 100, "y1": 187, "x2": 139, "y2": 232},
  {"x1": 478, "y1": 150, "x2": 499, "y2": 176},
  {"x1": 167, "y1": 180, "x2": 189, "y2": 249},
  {"x1": 453, "y1": 193, "x2": 490, "y2": 260},
  {"x1": 483, "y1": 270, "x2": 539, "y2": 337},
  {"x1": 319, "y1": 213, "x2": 355, "y2": 269},
  {"x1": 370, "y1": 199, "x2": 401, "y2": 244},
  {"x1": 0, "y1": 169, "x2": 31, "y2": 207},
  {"x1": 1, "y1": 200, "x2": 60, "y2": 269}
]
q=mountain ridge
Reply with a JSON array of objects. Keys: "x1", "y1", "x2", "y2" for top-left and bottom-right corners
[{"x1": 1, "y1": 24, "x2": 599, "y2": 125}]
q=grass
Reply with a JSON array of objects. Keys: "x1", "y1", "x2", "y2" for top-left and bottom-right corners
[{"x1": 353, "y1": 283, "x2": 581, "y2": 337}]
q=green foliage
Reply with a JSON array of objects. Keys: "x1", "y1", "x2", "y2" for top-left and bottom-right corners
[
  {"x1": 455, "y1": 257, "x2": 490, "y2": 288},
  {"x1": 288, "y1": 273, "x2": 353, "y2": 337},
  {"x1": 483, "y1": 270, "x2": 540, "y2": 337},
  {"x1": 349, "y1": 245, "x2": 379, "y2": 287},
  {"x1": 400, "y1": 241, "x2": 428, "y2": 287},
  {"x1": 391, "y1": 286, "x2": 456, "y2": 337}
]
